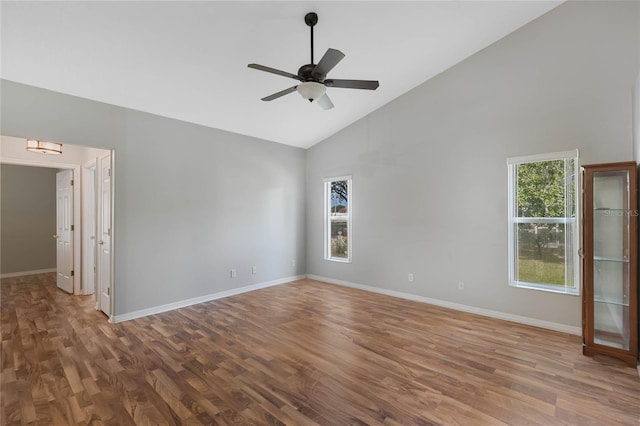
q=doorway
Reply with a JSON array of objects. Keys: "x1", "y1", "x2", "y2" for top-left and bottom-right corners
[{"x1": 0, "y1": 135, "x2": 114, "y2": 319}]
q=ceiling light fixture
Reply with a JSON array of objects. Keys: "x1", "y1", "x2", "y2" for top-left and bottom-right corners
[
  {"x1": 297, "y1": 81, "x2": 326, "y2": 102},
  {"x1": 248, "y1": 12, "x2": 379, "y2": 110},
  {"x1": 26, "y1": 139, "x2": 63, "y2": 155}
]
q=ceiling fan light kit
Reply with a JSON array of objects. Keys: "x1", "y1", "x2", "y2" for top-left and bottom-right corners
[
  {"x1": 248, "y1": 12, "x2": 379, "y2": 110},
  {"x1": 297, "y1": 81, "x2": 326, "y2": 101}
]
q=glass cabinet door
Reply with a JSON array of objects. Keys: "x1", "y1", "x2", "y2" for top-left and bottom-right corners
[{"x1": 591, "y1": 170, "x2": 630, "y2": 350}]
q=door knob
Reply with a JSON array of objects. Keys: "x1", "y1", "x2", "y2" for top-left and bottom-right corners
[
  {"x1": 53, "y1": 234, "x2": 59, "y2": 239},
  {"x1": 98, "y1": 241, "x2": 104, "y2": 245}
]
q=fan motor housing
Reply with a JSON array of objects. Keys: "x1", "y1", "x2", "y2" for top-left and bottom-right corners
[{"x1": 298, "y1": 64, "x2": 321, "y2": 81}]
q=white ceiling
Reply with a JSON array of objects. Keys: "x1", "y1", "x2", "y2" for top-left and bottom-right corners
[{"x1": 1, "y1": 1, "x2": 561, "y2": 149}]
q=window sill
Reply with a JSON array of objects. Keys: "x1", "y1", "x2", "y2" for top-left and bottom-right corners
[
  {"x1": 510, "y1": 280, "x2": 579, "y2": 296},
  {"x1": 325, "y1": 257, "x2": 352, "y2": 264}
]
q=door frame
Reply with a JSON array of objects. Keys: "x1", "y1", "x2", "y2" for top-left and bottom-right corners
[
  {"x1": 1, "y1": 157, "x2": 82, "y2": 294},
  {"x1": 109, "y1": 150, "x2": 115, "y2": 321},
  {"x1": 81, "y1": 160, "x2": 97, "y2": 296}
]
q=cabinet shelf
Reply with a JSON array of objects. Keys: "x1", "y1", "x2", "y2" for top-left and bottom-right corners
[
  {"x1": 593, "y1": 256, "x2": 629, "y2": 263},
  {"x1": 594, "y1": 298, "x2": 629, "y2": 307},
  {"x1": 594, "y1": 336, "x2": 627, "y2": 350}
]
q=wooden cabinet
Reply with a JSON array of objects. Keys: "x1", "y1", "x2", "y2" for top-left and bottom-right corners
[{"x1": 582, "y1": 161, "x2": 638, "y2": 366}]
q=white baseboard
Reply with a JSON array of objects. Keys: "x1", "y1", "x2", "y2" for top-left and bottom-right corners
[
  {"x1": 112, "y1": 274, "x2": 305, "y2": 323},
  {"x1": 306, "y1": 274, "x2": 581, "y2": 336},
  {"x1": 0, "y1": 268, "x2": 56, "y2": 279}
]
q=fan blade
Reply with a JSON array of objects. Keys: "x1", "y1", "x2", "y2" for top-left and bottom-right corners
[
  {"x1": 316, "y1": 93, "x2": 334, "y2": 110},
  {"x1": 324, "y1": 79, "x2": 379, "y2": 90},
  {"x1": 261, "y1": 86, "x2": 298, "y2": 101},
  {"x1": 312, "y1": 48, "x2": 345, "y2": 78},
  {"x1": 248, "y1": 64, "x2": 302, "y2": 81}
]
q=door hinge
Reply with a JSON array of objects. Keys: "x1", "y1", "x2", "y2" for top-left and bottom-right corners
[
  {"x1": 108, "y1": 227, "x2": 111, "y2": 236},
  {"x1": 71, "y1": 270, "x2": 74, "y2": 277},
  {"x1": 71, "y1": 225, "x2": 74, "y2": 231},
  {"x1": 108, "y1": 168, "x2": 111, "y2": 177},
  {"x1": 107, "y1": 287, "x2": 110, "y2": 296},
  {"x1": 70, "y1": 179, "x2": 74, "y2": 186}
]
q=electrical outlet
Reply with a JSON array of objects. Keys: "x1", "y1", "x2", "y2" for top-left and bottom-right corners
[
  {"x1": 252, "y1": 266, "x2": 257, "y2": 274},
  {"x1": 458, "y1": 281, "x2": 464, "y2": 290},
  {"x1": 291, "y1": 259, "x2": 296, "y2": 267},
  {"x1": 408, "y1": 273, "x2": 414, "y2": 283},
  {"x1": 230, "y1": 269, "x2": 237, "y2": 278}
]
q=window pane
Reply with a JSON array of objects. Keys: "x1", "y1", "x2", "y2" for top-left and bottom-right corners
[
  {"x1": 594, "y1": 296, "x2": 629, "y2": 349},
  {"x1": 593, "y1": 171, "x2": 629, "y2": 260},
  {"x1": 331, "y1": 180, "x2": 348, "y2": 213},
  {"x1": 516, "y1": 160, "x2": 567, "y2": 218},
  {"x1": 593, "y1": 260, "x2": 628, "y2": 304},
  {"x1": 515, "y1": 222, "x2": 572, "y2": 287},
  {"x1": 330, "y1": 220, "x2": 348, "y2": 259},
  {"x1": 594, "y1": 209, "x2": 626, "y2": 260}
]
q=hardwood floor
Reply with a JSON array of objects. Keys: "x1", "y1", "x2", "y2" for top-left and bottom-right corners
[{"x1": 1, "y1": 273, "x2": 639, "y2": 425}]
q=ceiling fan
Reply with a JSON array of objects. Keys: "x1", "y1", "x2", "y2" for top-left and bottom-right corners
[{"x1": 248, "y1": 12, "x2": 379, "y2": 110}]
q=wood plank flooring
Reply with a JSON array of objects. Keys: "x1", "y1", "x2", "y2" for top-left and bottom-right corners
[{"x1": 1, "y1": 273, "x2": 639, "y2": 425}]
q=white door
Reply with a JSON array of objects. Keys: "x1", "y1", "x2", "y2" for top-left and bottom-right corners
[
  {"x1": 97, "y1": 154, "x2": 112, "y2": 316},
  {"x1": 55, "y1": 170, "x2": 74, "y2": 293}
]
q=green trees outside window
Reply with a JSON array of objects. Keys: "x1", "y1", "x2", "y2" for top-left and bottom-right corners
[{"x1": 508, "y1": 152, "x2": 578, "y2": 294}]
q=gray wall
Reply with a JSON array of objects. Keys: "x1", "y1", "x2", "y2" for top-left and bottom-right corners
[
  {"x1": 306, "y1": 1, "x2": 640, "y2": 329},
  {"x1": 634, "y1": 3, "x2": 640, "y2": 164},
  {"x1": 1, "y1": 164, "x2": 57, "y2": 274},
  {"x1": 1, "y1": 82, "x2": 307, "y2": 316}
]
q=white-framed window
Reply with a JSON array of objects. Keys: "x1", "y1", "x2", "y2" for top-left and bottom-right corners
[
  {"x1": 324, "y1": 176, "x2": 352, "y2": 262},
  {"x1": 507, "y1": 150, "x2": 579, "y2": 295}
]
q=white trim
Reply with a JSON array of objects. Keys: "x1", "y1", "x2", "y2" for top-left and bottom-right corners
[
  {"x1": 507, "y1": 149, "x2": 578, "y2": 165},
  {"x1": 512, "y1": 280, "x2": 579, "y2": 296},
  {"x1": 1, "y1": 268, "x2": 56, "y2": 279},
  {"x1": 507, "y1": 160, "x2": 516, "y2": 287},
  {"x1": 81, "y1": 159, "x2": 97, "y2": 296},
  {"x1": 0, "y1": 156, "x2": 79, "y2": 170},
  {"x1": 513, "y1": 217, "x2": 575, "y2": 224},
  {"x1": 323, "y1": 175, "x2": 352, "y2": 183},
  {"x1": 108, "y1": 150, "x2": 116, "y2": 318},
  {"x1": 111, "y1": 274, "x2": 305, "y2": 323},
  {"x1": 306, "y1": 274, "x2": 582, "y2": 335}
]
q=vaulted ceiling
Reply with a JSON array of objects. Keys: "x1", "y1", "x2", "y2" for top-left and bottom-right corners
[{"x1": 1, "y1": 1, "x2": 561, "y2": 148}]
